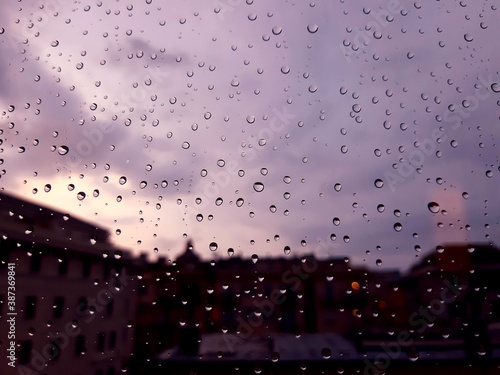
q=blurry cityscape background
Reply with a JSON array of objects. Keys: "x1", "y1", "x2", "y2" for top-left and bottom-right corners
[{"x1": 1, "y1": 191, "x2": 500, "y2": 374}]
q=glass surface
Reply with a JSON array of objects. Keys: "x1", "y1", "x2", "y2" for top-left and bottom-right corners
[{"x1": 0, "y1": 1, "x2": 499, "y2": 374}]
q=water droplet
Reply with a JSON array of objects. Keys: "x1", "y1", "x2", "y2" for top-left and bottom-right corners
[
  {"x1": 427, "y1": 202, "x2": 440, "y2": 213},
  {"x1": 374, "y1": 179, "x2": 384, "y2": 188},
  {"x1": 284, "y1": 246, "x2": 291, "y2": 255},
  {"x1": 253, "y1": 182, "x2": 264, "y2": 192},
  {"x1": 236, "y1": 198, "x2": 244, "y2": 207},
  {"x1": 491, "y1": 83, "x2": 500, "y2": 93},
  {"x1": 182, "y1": 141, "x2": 190, "y2": 149},
  {"x1": 227, "y1": 248, "x2": 234, "y2": 256},
  {"x1": 408, "y1": 347, "x2": 419, "y2": 361},
  {"x1": 280, "y1": 66, "x2": 290, "y2": 74},
  {"x1": 271, "y1": 352, "x2": 280, "y2": 362},
  {"x1": 58, "y1": 145, "x2": 69, "y2": 155},
  {"x1": 464, "y1": 33, "x2": 473, "y2": 42},
  {"x1": 77, "y1": 192, "x2": 86, "y2": 201},
  {"x1": 18, "y1": 147, "x2": 26, "y2": 153},
  {"x1": 25, "y1": 226, "x2": 34, "y2": 235},
  {"x1": 251, "y1": 254, "x2": 259, "y2": 264},
  {"x1": 376, "y1": 259, "x2": 383, "y2": 267},
  {"x1": 44, "y1": 184, "x2": 51, "y2": 192},
  {"x1": 307, "y1": 24, "x2": 319, "y2": 33},
  {"x1": 119, "y1": 176, "x2": 127, "y2": 185},
  {"x1": 393, "y1": 222, "x2": 403, "y2": 232},
  {"x1": 377, "y1": 204, "x2": 385, "y2": 213},
  {"x1": 321, "y1": 348, "x2": 331, "y2": 359},
  {"x1": 209, "y1": 242, "x2": 218, "y2": 251},
  {"x1": 196, "y1": 214, "x2": 203, "y2": 222},
  {"x1": 334, "y1": 183, "x2": 342, "y2": 192}
]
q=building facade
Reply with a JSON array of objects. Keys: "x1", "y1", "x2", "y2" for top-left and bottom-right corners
[{"x1": 0, "y1": 191, "x2": 139, "y2": 375}]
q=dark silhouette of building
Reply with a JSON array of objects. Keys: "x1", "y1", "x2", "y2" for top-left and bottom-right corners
[{"x1": 0, "y1": 191, "x2": 140, "y2": 375}]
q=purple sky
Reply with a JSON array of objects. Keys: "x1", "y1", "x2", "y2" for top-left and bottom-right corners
[{"x1": 1, "y1": 0, "x2": 499, "y2": 270}]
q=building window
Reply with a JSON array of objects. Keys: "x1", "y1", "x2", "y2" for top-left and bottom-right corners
[
  {"x1": 83, "y1": 261, "x2": 92, "y2": 278},
  {"x1": 103, "y1": 264, "x2": 111, "y2": 279},
  {"x1": 30, "y1": 252, "x2": 42, "y2": 273},
  {"x1": 77, "y1": 297, "x2": 88, "y2": 315},
  {"x1": 109, "y1": 331, "x2": 117, "y2": 349},
  {"x1": 53, "y1": 297, "x2": 64, "y2": 318},
  {"x1": 25, "y1": 296, "x2": 37, "y2": 320},
  {"x1": 75, "y1": 335, "x2": 86, "y2": 356},
  {"x1": 19, "y1": 341, "x2": 32, "y2": 365},
  {"x1": 107, "y1": 299, "x2": 114, "y2": 316},
  {"x1": 97, "y1": 332, "x2": 105, "y2": 352},
  {"x1": 58, "y1": 258, "x2": 68, "y2": 275}
]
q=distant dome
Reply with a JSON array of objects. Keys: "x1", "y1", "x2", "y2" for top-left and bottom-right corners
[{"x1": 176, "y1": 240, "x2": 200, "y2": 264}]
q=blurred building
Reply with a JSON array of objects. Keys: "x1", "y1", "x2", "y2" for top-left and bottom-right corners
[
  {"x1": 133, "y1": 240, "x2": 400, "y2": 366},
  {"x1": 0, "y1": 191, "x2": 140, "y2": 375},
  {"x1": 397, "y1": 242, "x2": 500, "y2": 356}
]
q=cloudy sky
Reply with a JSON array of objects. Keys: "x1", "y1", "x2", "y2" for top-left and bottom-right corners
[{"x1": 1, "y1": 0, "x2": 499, "y2": 270}]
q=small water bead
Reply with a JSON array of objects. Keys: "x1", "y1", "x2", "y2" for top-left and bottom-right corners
[
  {"x1": 427, "y1": 202, "x2": 440, "y2": 213},
  {"x1": 253, "y1": 182, "x2": 264, "y2": 192},
  {"x1": 307, "y1": 24, "x2": 319, "y2": 33}
]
